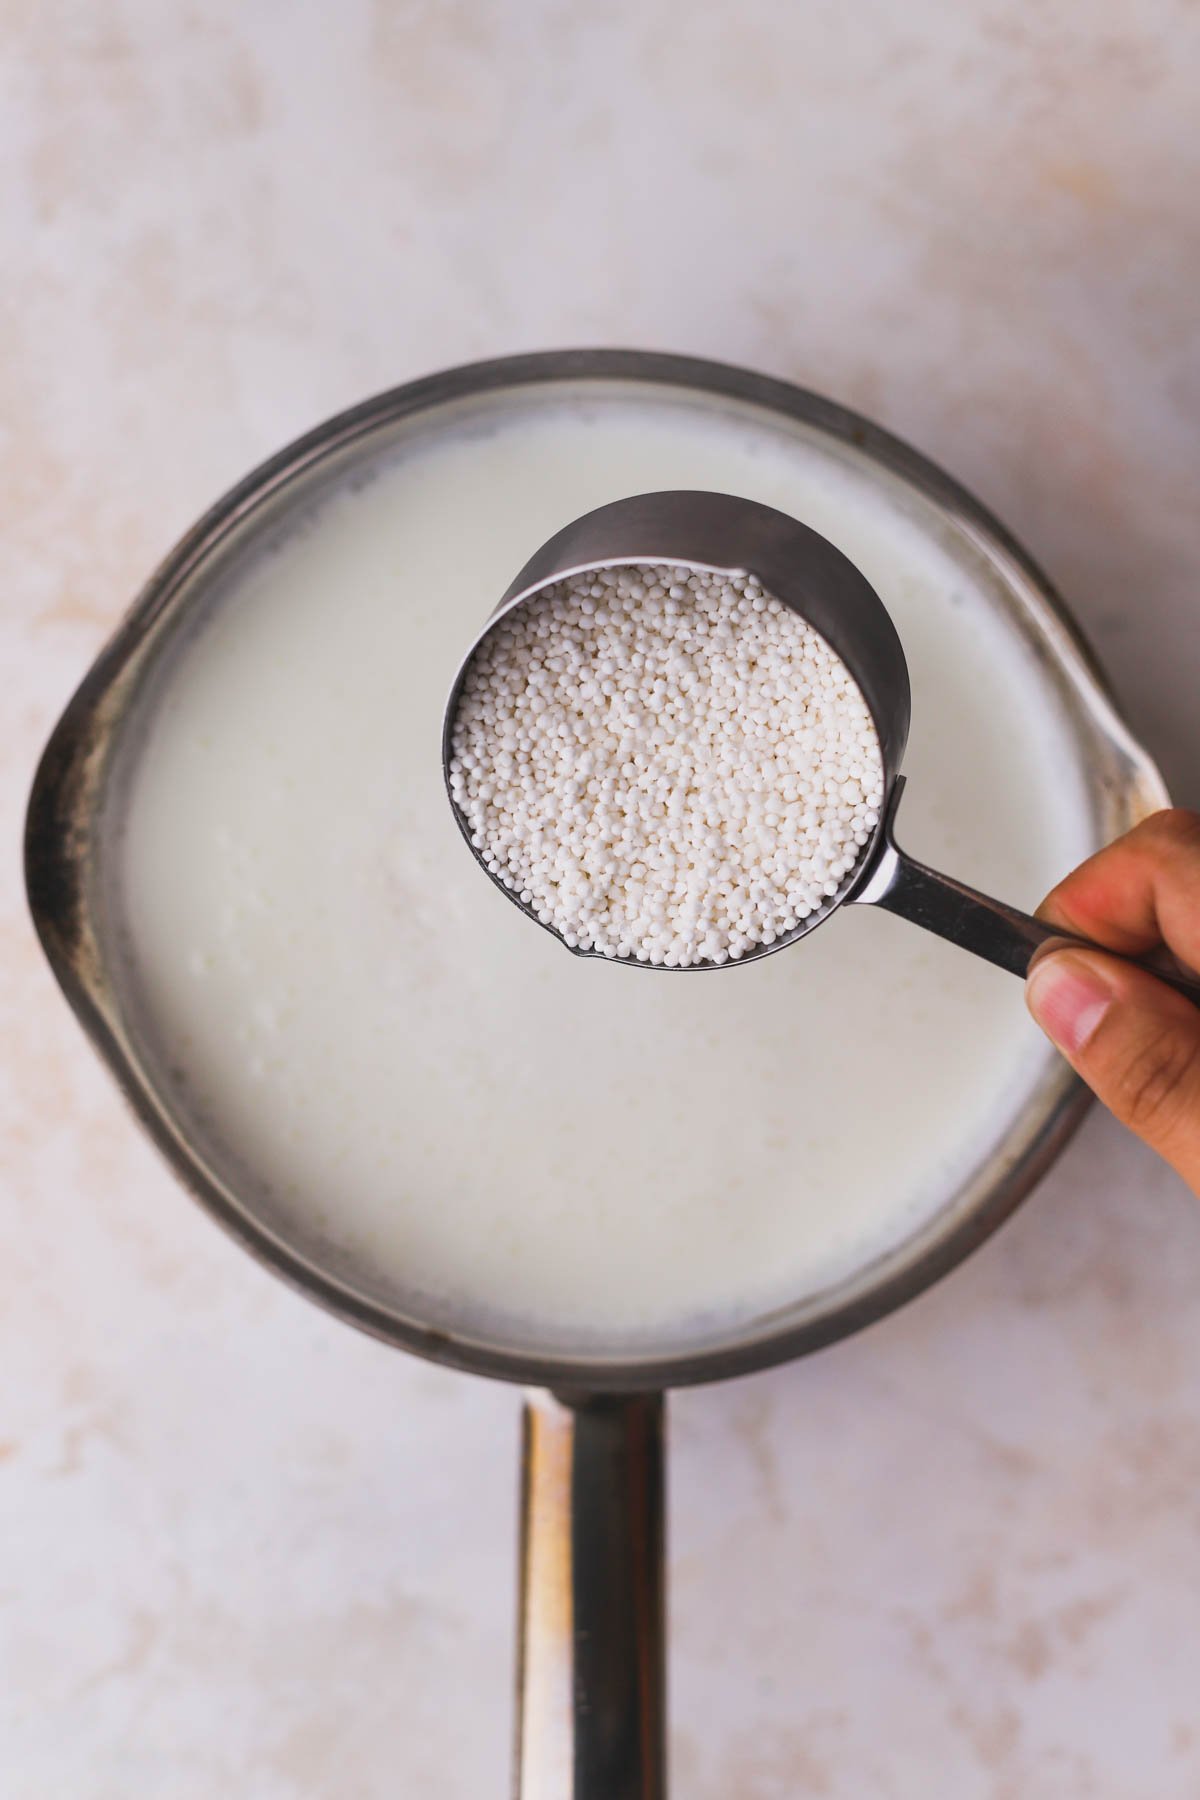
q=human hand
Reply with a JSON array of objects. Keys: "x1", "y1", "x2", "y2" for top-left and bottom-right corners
[{"x1": 1025, "y1": 810, "x2": 1200, "y2": 1196}]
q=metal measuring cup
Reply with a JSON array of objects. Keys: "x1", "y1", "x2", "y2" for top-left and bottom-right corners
[{"x1": 443, "y1": 490, "x2": 1200, "y2": 1002}]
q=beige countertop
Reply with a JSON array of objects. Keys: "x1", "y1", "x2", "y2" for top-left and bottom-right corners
[{"x1": 3, "y1": 4, "x2": 1200, "y2": 1795}]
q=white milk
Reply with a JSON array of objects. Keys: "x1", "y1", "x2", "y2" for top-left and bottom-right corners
[{"x1": 110, "y1": 385, "x2": 1094, "y2": 1356}]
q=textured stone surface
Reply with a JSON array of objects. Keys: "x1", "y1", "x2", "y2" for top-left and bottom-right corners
[{"x1": 3, "y1": 3, "x2": 1199, "y2": 1794}]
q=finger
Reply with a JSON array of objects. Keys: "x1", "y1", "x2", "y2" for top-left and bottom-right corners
[
  {"x1": 1026, "y1": 947, "x2": 1200, "y2": 1192},
  {"x1": 1037, "y1": 809, "x2": 1200, "y2": 971}
]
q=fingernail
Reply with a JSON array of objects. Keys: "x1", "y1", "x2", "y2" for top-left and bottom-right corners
[{"x1": 1026, "y1": 953, "x2": 1114, "y2": 1056}]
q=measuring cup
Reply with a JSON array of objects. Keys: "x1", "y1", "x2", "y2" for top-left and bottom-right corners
[
  {"x1": 21, "y1": 353, "x2": 1178, "y2": 1800},
  {"x1": 444, "y1": 489, "x2": 1200, "y2": 1002}
]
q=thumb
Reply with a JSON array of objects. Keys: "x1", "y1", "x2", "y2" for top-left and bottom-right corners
[{"x1": 1026, "y1": 948, "x2": 1200, "y2": 1193}]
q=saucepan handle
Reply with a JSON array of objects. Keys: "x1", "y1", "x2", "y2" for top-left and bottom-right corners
[{"x1": 514, "y1": 1391, "x2": 666, "y2": 1800}]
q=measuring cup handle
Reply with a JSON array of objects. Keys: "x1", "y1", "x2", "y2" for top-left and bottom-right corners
[
  {"x1": 515, "y1": 1391, "x2": 666, "y2": 1800},
  {"x1": 858, "y1": 839, "x2": 1200, "y2": 1005}
]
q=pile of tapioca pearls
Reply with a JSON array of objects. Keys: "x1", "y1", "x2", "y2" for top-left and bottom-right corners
[{"x1": 449, "y1": 563, "x2": 884, "y2": 966}]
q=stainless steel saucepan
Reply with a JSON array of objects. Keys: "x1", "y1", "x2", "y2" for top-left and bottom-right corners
[{"x1": 25, "y1": 352, "x2": 1169, "y2": 1799}]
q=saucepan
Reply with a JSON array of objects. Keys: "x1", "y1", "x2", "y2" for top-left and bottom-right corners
[{"x1": 24, "y1": 352, "x2": 1168, "y2": 1798}]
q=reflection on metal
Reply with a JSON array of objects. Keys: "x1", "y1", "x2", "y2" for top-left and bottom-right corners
[{"x1": 517, "y1": 1394, "x2": 665, "y2": 1800}]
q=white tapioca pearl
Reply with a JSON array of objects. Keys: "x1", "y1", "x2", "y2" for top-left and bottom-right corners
[{"x1": 452, "y1": 563, "x2": 882, "y2": 966}]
